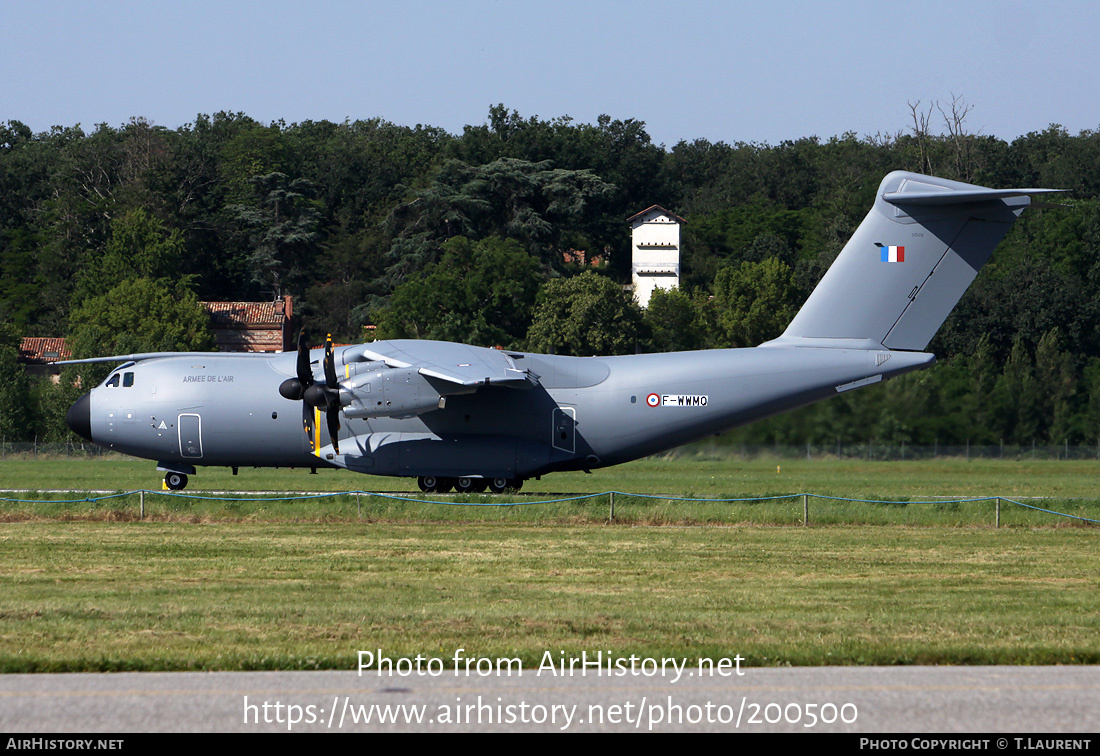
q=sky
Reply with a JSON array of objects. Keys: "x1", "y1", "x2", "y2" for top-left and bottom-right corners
[{"x1": 2, "y1": 0, "x2": 1099, "y2": 148}]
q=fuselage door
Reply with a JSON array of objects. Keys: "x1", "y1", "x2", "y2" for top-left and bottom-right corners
[
  {"x1": 178, "y1": 413, "x2": 203, "y2": 458},
  {"x1": 552, "y1": 406, "x2": 576, "y2": 454}
]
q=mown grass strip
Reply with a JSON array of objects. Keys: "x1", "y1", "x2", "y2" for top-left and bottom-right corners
[
  {"x1": 9, "y1": 455, "x2": 1100, "y2": 498},
  {"x1": 1, "y1": 522, "x2": 1098, "y2": 672}
]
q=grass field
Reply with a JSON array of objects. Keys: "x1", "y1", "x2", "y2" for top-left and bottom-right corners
[
  {"x1": 1, "y1": 455, "x2": 1098, "y2": 671},
  {"x1": 6, "y1": 451, "x2": 1100, "y2": 497},
  {"x1": 2, "y1": 522, "x2": 1099, "y2": 672}
]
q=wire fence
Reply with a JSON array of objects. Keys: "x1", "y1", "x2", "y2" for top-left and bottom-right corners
[
  {"x1": 659, "y1": 441, "x2": 1100, "y2": 462},
  {"x1": 1, "y1": 488, "x2": 1097, "y2": 527},
  {"x1": 0, "y1": 441, "x2": 116, "y2": 459}
]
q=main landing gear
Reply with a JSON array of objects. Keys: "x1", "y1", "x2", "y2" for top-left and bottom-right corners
[
  {"x1": 165, "y1": 472, "x2": 189, "y2": 490},
  {"x1": 417, "y1": 476, "x2": 522, "y2": 494}
]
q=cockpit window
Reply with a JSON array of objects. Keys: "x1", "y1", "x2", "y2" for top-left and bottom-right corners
[
  {"x1": 123, "y1": 372, "x2": 134, "y2": 387},
  {"x1": 105, "y1": 374, "x2": 120, "y2": 388}
]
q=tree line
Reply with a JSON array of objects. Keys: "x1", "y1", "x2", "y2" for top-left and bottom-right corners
[{"x1": 2, "y1": 102, "x2": 1099, "y2": 446}]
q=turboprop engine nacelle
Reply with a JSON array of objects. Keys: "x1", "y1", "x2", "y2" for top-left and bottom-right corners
[{"x1": 342, "y1": 365, "x2": 448, "y2": 419}]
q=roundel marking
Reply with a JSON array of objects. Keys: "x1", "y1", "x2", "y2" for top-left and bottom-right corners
[{"x1": 646, "y1": 393, "x2": 661, "y2": 407}]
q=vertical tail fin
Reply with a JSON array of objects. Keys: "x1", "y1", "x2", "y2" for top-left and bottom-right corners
[{"x1": 767, "y1": 171, "x2": 1061, "y2": 351}]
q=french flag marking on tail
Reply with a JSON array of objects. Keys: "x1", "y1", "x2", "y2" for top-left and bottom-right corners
[{"x1": 876, "y1": 243, "x2": 905, "y2": 262}]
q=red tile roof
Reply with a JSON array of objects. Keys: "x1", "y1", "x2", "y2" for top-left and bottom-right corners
[
  {"x1": 19, "y1": 337, "x2": 71, "y2": 364},
  {"x1": 202, "y1": 301, "x2": 284, "y2": 327},
  {"x1": 201, "y1": 296, "x2": 292, "y2": 353}
]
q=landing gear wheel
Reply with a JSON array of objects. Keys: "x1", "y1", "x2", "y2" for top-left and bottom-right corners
[
  {"x1": 488, "y1": 477, "x2": 521, "y2": 494},
  {"x1": 453, "y1": 476, "x2": 481, "y2": 494},
  {"x1": 165, "y1": 472, "x2": 188, "y2": 491},
  {"x1": 418, "y1": 475, "x2": 453, "y2": 493}
]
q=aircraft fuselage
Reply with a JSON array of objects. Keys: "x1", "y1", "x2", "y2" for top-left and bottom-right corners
[{"x1": 67, "y1": 342, "x2": 932, "y2": 484}]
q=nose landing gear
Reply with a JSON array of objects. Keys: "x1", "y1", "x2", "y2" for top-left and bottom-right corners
[{"x1": 165, "y1": 472, "x2": 189, "y2": 491}]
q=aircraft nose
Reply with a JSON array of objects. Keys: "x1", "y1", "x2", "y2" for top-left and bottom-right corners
[{"x1": 66, "y1": 392, "x2": 93, "y2": 441}]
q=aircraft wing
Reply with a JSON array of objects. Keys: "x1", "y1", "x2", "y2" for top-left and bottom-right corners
[
  {"x1": 344, "y1": 340, "x2": 532, "y2": 387},
  {"x1": 56, "y1": 351, "x2": 265, "y2": 365}
]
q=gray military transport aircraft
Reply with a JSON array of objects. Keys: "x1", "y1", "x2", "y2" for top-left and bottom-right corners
[{"x1": 63, "y1": 171, "x2": 1059, "y2": 493}]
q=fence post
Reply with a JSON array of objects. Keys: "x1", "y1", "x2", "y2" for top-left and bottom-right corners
[
  {"x1": 356, "y1": 492, "x2": 361, "y2": 519},
  {"x1": 995, "y1": 497, "x2": 1000, "y2": 529},
  {"x1": 803, "y1": 494, "x2": 809, "y2": 526},
  {"x1": 139, "y1": 490, "x2": 145, "y2": 520},
  {"x1": 609, "y1": 491, "x2": 615, "y2": 522}
]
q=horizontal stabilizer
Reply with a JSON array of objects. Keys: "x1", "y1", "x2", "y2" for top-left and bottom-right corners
[{"x1": 883, "y1": 186, "x2": 1063, "y2": 206}]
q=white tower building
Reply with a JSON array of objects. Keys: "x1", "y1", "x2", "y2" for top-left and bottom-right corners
[{"x1": 628, "y1": 205, "x2": 685, "y2": 308}]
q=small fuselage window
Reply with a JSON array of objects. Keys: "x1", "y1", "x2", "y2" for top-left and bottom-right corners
[
  {"x1": 123, "y1": 372, "x2": 134, "y2": 387},
  {"x1": 105, "y1": 374, "x2": 120, "y2": 387}
]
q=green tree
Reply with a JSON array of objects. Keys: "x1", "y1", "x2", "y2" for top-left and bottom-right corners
[
  {"x1": 384, "y1": 157, "x2": 617, "y2": 285},
  {"x1": 0, "y1": 228, "x2": 44, "y2": 331},
  {"x1": 0, "y1": 322, "x2": 33, "y2": 441},
  {"x1": 29, "y1": 377, "x2": 84, "y2": 442},
  {"x1": 643, "y1": 287, "x2": 704, "y2": 352},
  {"x1": 69, "y1": 277, "x2": 215, "y2": 385},
  {"x1": 227, "y1": 171, "x2": 324, "y2": 295},
  {"x1": 71, "y1": 208, "x2": 185, "y2": 306},
  {"x1": 526, "y1": 271, "x2": 645, "y2": 356},
  {"x1": 711, "y1": 258, "x2": 798, "y2": 348},
  {"x1": 1033, "y1": 328, "x2": 1077, "y2": 443},
  {"x1": 298, "y1": 224, "x2": 390, "y2": 341},
  {"x1": 374, "y1": 236, "x2": 544, "y2": 347},
  {"x1": 989, "y1": 338, "x2": 1043, "y2": 444}
]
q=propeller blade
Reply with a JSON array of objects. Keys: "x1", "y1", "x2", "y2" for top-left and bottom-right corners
[
  {"x1": 323, "y1": 334, "x2": 338, "y2": 388},
  {"x1": 296, "y1": 329, "x2": 313, "y2": 388},
  {"x1": 322, "y1": 336, "x2": 341, "y2": 453},
  {"x1": 302, "y1": 403, "x2": 315, "y2": 451},
  {"x1": 326, "y1": 406, "x2": 341, "y2": 455}
]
